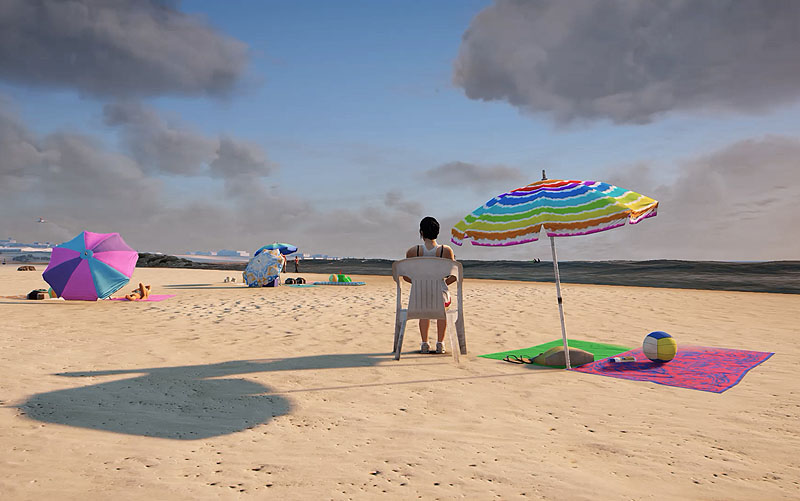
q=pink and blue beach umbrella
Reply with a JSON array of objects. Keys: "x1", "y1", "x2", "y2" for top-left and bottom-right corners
[
  {"x1": 254, "y1": 242, "x2": 298, "y2": 256},
  {"x1": 43, "y1": 231, "x2": 138, "y2": 300}
]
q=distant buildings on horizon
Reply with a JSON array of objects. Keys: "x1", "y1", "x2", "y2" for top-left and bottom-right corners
[
  {"x1": 0, "y1": 238, "x2": 53, "y2": 263},
  {"x1": 186, "y1": 249, "x2": 251, "y2": 258},
  {"x1": 0, "y1": 238, "x2": 54, "y2": 252},
  {"x1": 304, "y1": 254, "x2": 342, "y2": 260},
  {"x1": 1, "y1": 239, "x2": 344, "y2": 261},
  {"x1": 184, "y1": 249, "x2": 342, "y2": 260}
]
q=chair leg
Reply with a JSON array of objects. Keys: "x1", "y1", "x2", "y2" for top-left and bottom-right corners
[
  {"x1": 393, "y1": 314, "x2": 401, "y2": 353},
  {"x1": 394, "y1": 315, "x2": 407, "y2": 360},
  {"x1": 447, "y1": 314, "x2": 460, "y2": 364},
  {"x1": 456, "y1": 314, "x2": 467, "y2": 355}
]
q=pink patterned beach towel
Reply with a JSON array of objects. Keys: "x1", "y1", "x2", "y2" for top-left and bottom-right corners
[
  {"x1": 110, "y1": 294, "x2": 176, "y2": 302},
  {"x1": 573, "y1": 346, "x2": 773, "y2": 393}
]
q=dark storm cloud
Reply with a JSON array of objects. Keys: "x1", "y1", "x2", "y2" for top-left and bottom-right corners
[
  {"x1": 424, "y1": 161, "x2": 524, "y2": 189},
  {"x1": 103, "y1": 102, "x2": 274, "y2": 177},
  {"x1": 0, "y1": 0, "x2": 248, "y2": 98},
  {"x1": 454, "y1": 0, "x2": 800, "y2": 124}
]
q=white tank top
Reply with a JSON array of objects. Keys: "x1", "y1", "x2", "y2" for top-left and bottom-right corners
[
  {"x1": 418, "y1": 244, "x2": 443, "y2": 257},
  {"x1": 417, "y1": 243, "x2": 450, "y2": 294}
]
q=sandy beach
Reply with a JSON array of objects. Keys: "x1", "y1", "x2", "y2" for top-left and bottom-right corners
[{"x1": 0, "y1": 265, "x2": 798, "y2": 500}]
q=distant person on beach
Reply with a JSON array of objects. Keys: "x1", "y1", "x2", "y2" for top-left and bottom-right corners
[
  {"x1": 294, "y1": 256, "x2": 299, "y2": 273},
  {"x1": 405, "y1": 216, "x2": 456, "y2": 354}
]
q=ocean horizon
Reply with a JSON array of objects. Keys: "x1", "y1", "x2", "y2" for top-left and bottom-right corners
[
  {"x1": 135, "y1": 255, "x2": 799, "y2": 295},
  {"x1": 295, "y1": 258, "x2": 800, "y2": 295},
  {"x1": 6, "y1": 250, "x2": 797, "y2": 295}
]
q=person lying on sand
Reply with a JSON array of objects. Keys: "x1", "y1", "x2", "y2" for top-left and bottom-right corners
[{"x1": 125, "y1": 283, "x2": 151, "y2": 301}]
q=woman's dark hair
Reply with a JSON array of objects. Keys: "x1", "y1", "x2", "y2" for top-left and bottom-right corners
[{"x1": 419, "y1": 216, "x2": 440, "y2": 240}]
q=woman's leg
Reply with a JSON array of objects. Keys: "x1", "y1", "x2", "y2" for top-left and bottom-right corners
[
  {"x1": 418, "y1": 319, "x2": 430, "y2": 342},
  {"x1": 436, "y1": 319, "x2": 447, "y2": 343}
]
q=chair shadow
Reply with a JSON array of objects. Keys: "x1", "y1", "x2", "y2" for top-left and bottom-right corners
[
  {"x1": 163, "y1": 286, "x2": 249, "y2": 290},
  {"x1": 18, "y1": 353, "x2": 389, "y2": 440}
]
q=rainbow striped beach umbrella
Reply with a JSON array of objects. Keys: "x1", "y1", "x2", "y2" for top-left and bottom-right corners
[{"x1": 452, "y1": 173, "x2": 658, "y2": 368}]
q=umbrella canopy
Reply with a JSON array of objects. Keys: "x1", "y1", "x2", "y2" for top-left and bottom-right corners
[
  {"x1": 243, "y1": 248, "x2": 284, "y2": 287},
  {"x1": 452, "y1": 175, "x2": 658, "y2": 368},
  {"x1": 43, "y1": 231, "x2": 138, "y2": 300},
  {"x1": 452, "y1": 178, "x2": 658, "y2": 246},
  {"x1": 254, "y1": 242, "x2": 298, "y2": 256}
]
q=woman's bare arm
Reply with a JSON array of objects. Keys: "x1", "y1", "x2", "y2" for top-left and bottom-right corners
[
  {"x1": 402, "y1": 246, "x2": 417, "y2": 282},
  {"x1": 442, "y1": 245, "x2": 457, "y2": 284}
]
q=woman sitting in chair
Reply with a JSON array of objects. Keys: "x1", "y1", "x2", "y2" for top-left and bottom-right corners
[{"x1": 405, "y1": 216, "x2": 457, "y2": 354}]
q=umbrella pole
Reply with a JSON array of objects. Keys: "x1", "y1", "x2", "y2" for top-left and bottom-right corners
[{"x1": 549, "y1": 236, "x2": 572, "y2": 369}]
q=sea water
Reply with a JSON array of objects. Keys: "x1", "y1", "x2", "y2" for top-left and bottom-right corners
[{"x1": 293, "y1": 259, "x2": 800, "y2": 295}]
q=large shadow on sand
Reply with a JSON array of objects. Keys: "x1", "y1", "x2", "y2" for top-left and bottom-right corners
[{"x1": 19, "y1": 353, "x2": 389, "y2": 440}]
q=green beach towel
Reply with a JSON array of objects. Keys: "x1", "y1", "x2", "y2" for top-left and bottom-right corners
[{"x1": 480, "y1": 339, "x2": 632, "y2": 369}]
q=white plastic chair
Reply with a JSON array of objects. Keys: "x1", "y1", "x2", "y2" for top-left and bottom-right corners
[{"x1": 392, "y1": 257, "x2": 466, "y2": 363}]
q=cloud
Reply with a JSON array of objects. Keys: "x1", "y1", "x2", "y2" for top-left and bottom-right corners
[
  {"x1": 211, "y1": 137, "x2": 274, "y2": 178},
  {"x1": 657, "y1": 136, "x2": 800, "y2": 257},
  {"x1": 103, "y1": 102, "x2": 217, "y2": 175},
  {"x1": 1, "y1": 102, "x2": 162, "y2": 228},
  {"x1": 0, "y1": 0, "x2": 248, "y2": 98},
  {"x1": 424, "y1": 161, "x2": 524, "y2": 190},
  {"x1": 103, "y1": 102, "x2": 274, "y2": 178},
  {"x1": 4, "y1": 104, "x2": 796, "y2": 260},
  {"x1": 0, "y1": 104, "x2": 47, "y2": 193},
  {"x1": 553, "y1": 135, "x2": 800, "y2": 260},
  {"x1": 0, "y1": 98, "x2": 420, "y2": 258},
  {"x1": 454, "y1": 0, "x2": 800, "y2": 124},
  {"x1": 1, "y1": 103, "x2": 155, "y2": 202},
  {"x1": 0, "y1": 99, "x2": 288, "y2": 252},
  {"x1": 302, "y1": 205, "x2": 422, "y2": 258},
  {"x1": 384, "y1": 190, "x2": 422, "y2": 216}
]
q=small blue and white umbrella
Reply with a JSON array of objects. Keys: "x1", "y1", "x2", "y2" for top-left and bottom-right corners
[
  {"x1": 254, "y1": 242, "x2": 298, "y2": 256},
  {"x1": 243, "y1": 248, "x2": 284, "y2": 287}
]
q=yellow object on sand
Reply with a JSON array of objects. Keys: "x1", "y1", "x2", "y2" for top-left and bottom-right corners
[{"x1": 328, "y1": 274, "x2": 338, "y2": 282}]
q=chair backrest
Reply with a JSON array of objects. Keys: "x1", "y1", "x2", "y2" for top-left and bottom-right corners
[{"x1": 392, "y1": 257, "x2": 463, "y2": 320}]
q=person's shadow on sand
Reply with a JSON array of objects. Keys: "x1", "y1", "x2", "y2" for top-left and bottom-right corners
[{"x1": 19, "y1": 353, "x2": 386, "y2": 440}]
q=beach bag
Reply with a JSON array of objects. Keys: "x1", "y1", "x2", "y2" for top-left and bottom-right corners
[{"x1": 27, "y1": 289, "x2": 48, "y2": 300}]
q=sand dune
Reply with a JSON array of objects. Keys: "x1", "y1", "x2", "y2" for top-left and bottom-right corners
[{"x1": 0, "y1": 266, "x2": 798, "y2": 500}]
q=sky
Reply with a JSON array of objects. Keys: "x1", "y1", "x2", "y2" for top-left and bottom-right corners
[{"x1": 1, "y1": 0, "x2": 799, "y2": 261}]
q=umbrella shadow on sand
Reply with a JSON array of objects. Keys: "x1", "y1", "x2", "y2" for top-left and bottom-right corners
[{"x1": 19, "y1": 353, "x2": 388, "y2": 440}]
